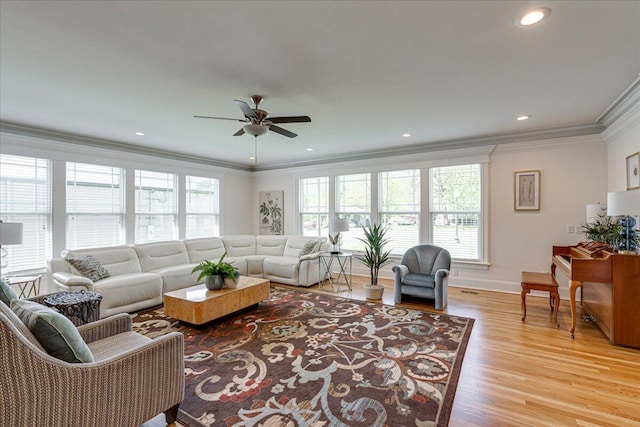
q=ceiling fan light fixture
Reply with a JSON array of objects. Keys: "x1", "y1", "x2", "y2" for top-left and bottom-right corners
[{"x1": 243, "y1": 123, "x2": 269, "y2": 137}]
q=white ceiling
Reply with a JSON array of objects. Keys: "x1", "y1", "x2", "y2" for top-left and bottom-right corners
[{"x1": 1, "y1": 1, "x2": 639, "y2": 170}]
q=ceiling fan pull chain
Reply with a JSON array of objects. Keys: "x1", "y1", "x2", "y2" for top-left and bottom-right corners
[{"x1": 254, "y1": 136, "x2": 258, "y2": 165}]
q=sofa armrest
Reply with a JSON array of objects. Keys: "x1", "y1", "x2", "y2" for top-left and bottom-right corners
[
  {"x1": 52, "y1": 272, "x2": 94, "y2": 290},
  {"x1": 77, "y1": 313, "x2": 132, "y2": 343},
  {"x1": 435, "y1": 268, "x2": 449, "y2": 280},
  {"x1": 392, "y1": 264, "x2": 409, "y2": 280},
  {"x1": 299, "y1": 252, "x2": 321, "y2": 262}
]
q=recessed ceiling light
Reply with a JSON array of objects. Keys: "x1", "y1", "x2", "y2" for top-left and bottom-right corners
[
  {"x1": 134, "y1": 131, "x2": 145, "y2": 136},
  {"x1": 402, "y1": 133, "x2": 412, "y2": 138},
  {"x1": 306, "y1": 148, "x2": 314, "y2": 152},
  {"x1": 249, "y1": 156, "x2": 255, "y2": 160},
  {"x1": 516, "y1": 115, "x2": 531, "y2": 121},
  {"x1": 518, "y1": 8, "x2": 551, "y2": 26}
]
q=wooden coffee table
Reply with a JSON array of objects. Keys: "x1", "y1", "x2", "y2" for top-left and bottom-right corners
[{"x1": 163, "y1": 276, "x2": 270, "y2": 325}]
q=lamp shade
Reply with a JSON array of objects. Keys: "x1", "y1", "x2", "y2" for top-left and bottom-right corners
[
  {"x1": 0, "y1": 222, "x2": 23, "y2": 245},
  {"x1": 330, "y1": 218, "x2": 350, "y2": 233},
  {"x1": 607, "y1": 191, "x2": 640, "y2": 216}
]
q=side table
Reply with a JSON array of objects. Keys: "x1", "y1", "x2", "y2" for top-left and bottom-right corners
[
  {"x1": 318, "y1": 252, "x2": 352, "y2": 292},
  {"x1": 43, "y1": 290, "x2": 102, "y2": 326},
  {"x1": 6, "y1": 275, "x2": 42, "y2": 298}
]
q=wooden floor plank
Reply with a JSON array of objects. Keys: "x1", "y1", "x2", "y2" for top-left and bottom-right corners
[{"x1": 142, "y1": 277, "x2": 640, "y2": 427}]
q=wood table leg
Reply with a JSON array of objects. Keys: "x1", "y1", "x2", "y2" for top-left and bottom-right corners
[
  {"x1": 551, "y1": 290, "x2": 560, "y2": 328},
  {"x1": 569, "y1": 280, "x2": 582, "y2": 338},
  {"x1": 521, "y1": 287, "x2": 528, "y2": 322}
]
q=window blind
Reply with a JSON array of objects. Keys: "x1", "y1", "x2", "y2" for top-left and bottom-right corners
[
  {"x1": 185, "y1": 175, "x2": 220, "y2": 238},
  {"x1": 0, "y1": 154, "x2": 52, "y2": 273},
  {"x1": 379, "y1": 169, "x2": 420, "y2": 254},
  {"x1": 299, "y1": 177, "x2": 329, "y2": 237},
  {"x1": 429, "y1": 164, "x2": 481, "y2": 260},
  {"x1": 336, "y1": 173, "x2": 371, "y2": 251},
  {"x1": 66, "y1": 162, "x2": 125, "y2": 249},
  {"x1": 135, "y1": 169, "x2": 177, "y2": 243}
]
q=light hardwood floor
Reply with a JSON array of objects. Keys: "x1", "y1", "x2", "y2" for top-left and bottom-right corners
[{"x1": 143, "y1": 276, "x2": 640, "y2": 427}]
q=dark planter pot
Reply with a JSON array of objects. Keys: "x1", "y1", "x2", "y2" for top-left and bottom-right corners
[{"x1": 205, "y1": 275, "x2": 224, "y2": 290}]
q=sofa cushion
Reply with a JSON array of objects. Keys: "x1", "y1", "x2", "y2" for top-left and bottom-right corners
[
  {"x1": 402, "y1": 273, "x2": 436, "y2": 288},
  {"x1": 263, "y1": 256, "x2": 300, "y2": 279},
  {"x1": 222, "y1": 235, "x2": 256, "y2": 257},
  {"x1": 135, "y1": 241, "x2": 190, "y2": 272},
  {"x1": 11, "y1": 299, "x2": 95, "y2": 363},
  {"x1": 284, "y1": 236, "x2": 322, "y2": 258},
  {"x1": 256, "y1": 235, "x2": 288, "y2": 256},
  {"x1": 149, "y1": 264, "x2": 200, "y2": 293},
  {"x1": 184, "y1": 237, "x2": 226, "y2": 263},
  {"x1": 65, "y1": 246, "x2": 143, "y2": 276},
  {"x1": 0, "y1": 277, "x2": 18, "y2": 306},
  {"x1": 64, "y1": 255, "x2": 111, "y2": 282},
  {"x1": 93, "y1": 273, "x2": 163, "y2": 316}
]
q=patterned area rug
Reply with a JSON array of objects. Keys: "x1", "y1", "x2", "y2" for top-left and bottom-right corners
[{"x1": 132, "y1": 287, "x2": 474, "y2": 427}]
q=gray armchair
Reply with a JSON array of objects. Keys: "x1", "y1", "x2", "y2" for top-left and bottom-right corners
[
  {"x1": 393, "y1": 245, "x2": 451, "y2": 310},
  {"x1": 0, "y1": 299, "x2": 184, "y2": 427}
]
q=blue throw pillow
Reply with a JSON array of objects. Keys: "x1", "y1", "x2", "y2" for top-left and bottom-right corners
[
  {"x1": 0, "y1": 277, "x2": 18, "y2": 306},
  {"x1": 11, "y1": 299, "x2": 95, "y2": 363}
]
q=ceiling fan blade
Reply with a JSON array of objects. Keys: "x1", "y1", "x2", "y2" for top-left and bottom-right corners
[
  {"x1": 234, "y1": 100, "x2": 258, "y2": 120},
  {"x1": 193, "y1": 115, "x2": 246, "y2": 122},
  {"x1": 269, "y1": 125, "x2": 297, "y2": 138},
  {"x1": 233, "y1": 128, "x2": 245, "y2": 136},
  {"x1": 267, "y1": 116, "x2": 311, "y2": 124}
]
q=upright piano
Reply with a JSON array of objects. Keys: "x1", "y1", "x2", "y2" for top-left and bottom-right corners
[{"x1": 551, "y1": 242, "x2": 640, "y2": 348}]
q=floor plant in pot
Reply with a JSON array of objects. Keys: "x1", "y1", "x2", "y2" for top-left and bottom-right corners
[
  {"x1": 192, "y1": 251, "x2": 239, "y2": 290},
  {"x1": 357, "y1": 223, "x2": 391, "y2": 299}
]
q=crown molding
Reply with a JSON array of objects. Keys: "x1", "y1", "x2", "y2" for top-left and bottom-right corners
[
  {"x1": 0, "y1": 121, "x2": 253, "y2": 172},
  {"x1": 1, "y1": 119, "x2": 604, "y2": 173},
  {"x1": 598, "y1": 74, "x2": 640, "y2": 127},
  {"x1": 254, "y1": 122, "x2": 604, "y2": 171}
]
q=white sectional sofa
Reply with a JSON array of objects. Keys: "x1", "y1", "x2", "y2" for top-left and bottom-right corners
[{"x1": 48, "y1": 235, "x2": 327, "y2": 318}]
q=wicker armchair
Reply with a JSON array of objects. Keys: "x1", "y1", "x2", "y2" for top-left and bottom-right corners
[{"x1": 0, "y1": 300, "x2": 184, "y2": 427}]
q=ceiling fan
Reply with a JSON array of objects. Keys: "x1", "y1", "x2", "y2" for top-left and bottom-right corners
[{"x1": 194, "y1": 95, "x2": 311, "y2": 139}]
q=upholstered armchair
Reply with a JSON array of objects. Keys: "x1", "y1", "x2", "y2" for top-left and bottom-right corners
[
  {"x1": 0, "y1": 300, "x2": 184, "y2": 427},
  {"x1": 393, "y1": 245, "x2": 451, "y2": 310}
]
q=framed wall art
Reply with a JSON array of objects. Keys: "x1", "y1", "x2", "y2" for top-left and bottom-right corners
[
  {"x1": 514, "y1": 170, "x2": 540, "y2": 211},
  {"x1": 258, "y1": 190, "x2": 283, "y2": 235},
  {"x1": 626, "y1": 151, "x2": 639, "y2": 190}
]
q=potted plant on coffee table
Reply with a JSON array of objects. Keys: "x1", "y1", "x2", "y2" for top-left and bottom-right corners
[
  {"x1": 357, "y1": 223, "x2": 391, "y2": 299},
  {"x1": 192, "y1": 251, "x2": 239, "y2": 290}
]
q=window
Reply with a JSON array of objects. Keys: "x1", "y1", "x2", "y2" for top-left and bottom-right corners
[
  {"x1": 336, "y1": 173, "x2": 371, "y2": 251},
  {"x1": 379, "y1": 169, "x2": 420, "y2": 255},
  {"x1": 66, "y1": 162, "x2": 125, "y2": 249},
  {"x1": 185, "y1": 175, "x2": 220, "y2": 238},
  {"x1": 135, "y1": 170, "x2": 177, "y2": 243},
  {"x1": 429, "y1": 164, "x2": 481, "y2": 260},
  {"x1": 0, "y1": 154, "x2": 52, "y2": 273},
  {"x1": 299, "y1": 177, "x2": 329, "y2": 237}
]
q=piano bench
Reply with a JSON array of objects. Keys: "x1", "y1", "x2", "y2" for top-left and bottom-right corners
[{"x1": 521, "y1": 271, "x2": 560, "y2": 327}]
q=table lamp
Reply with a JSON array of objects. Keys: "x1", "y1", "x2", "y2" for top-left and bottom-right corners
[
  {"x1": 329, "y1": 218, "x2": 350, "y2": 254},
  {"x1": 607, "y1": 191, "x2": 640, "y2": 253},
  {"x1": 0, "y1": 221, "x2": 24, "y2": 273}
]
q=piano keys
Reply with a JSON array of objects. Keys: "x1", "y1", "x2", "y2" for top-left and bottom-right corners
[{"x1": 551, "y1": 242, "x2": 640, "y2": 348}]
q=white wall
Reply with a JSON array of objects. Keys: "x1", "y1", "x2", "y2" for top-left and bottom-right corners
[
  {"x1": 252, "y1": 135, "x2": 608, "y2": 298},
  {"x1": 603, "y1": 103, "x2": 640, "y2": 191}
]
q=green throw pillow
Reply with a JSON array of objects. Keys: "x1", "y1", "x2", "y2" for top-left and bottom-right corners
[
  {"x1": 64, "y1": 255, "x2": 111, "y2": 282},
  {"x1": 0, "y1": 277, "x2": 18, "y2": 306},
  {"x1": 11, "y1": 299, "x2": 95, "y2": 363}
]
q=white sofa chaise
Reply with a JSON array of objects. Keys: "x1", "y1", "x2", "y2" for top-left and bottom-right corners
[{"x1": 48, "y1": 235, "x2": 327, "y2": 318}]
